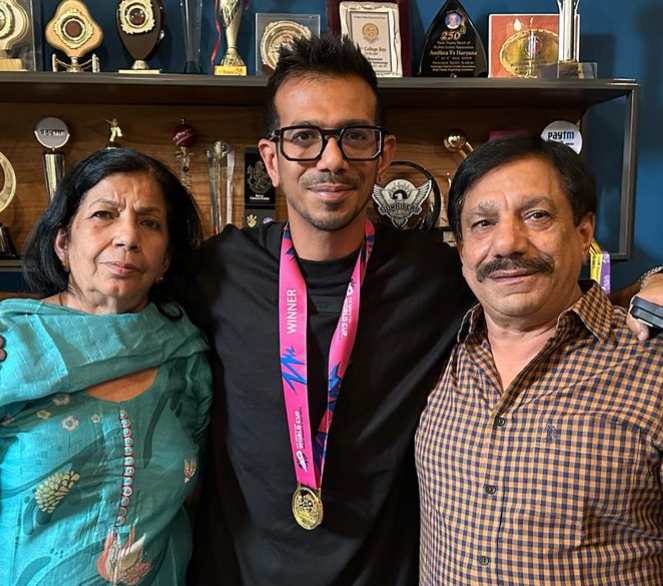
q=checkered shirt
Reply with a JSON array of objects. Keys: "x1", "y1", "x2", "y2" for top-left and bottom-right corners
[{"x1": 416, "y1": 282, "x2": 663, "y2": 585}]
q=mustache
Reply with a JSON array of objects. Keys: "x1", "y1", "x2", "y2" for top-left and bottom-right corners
[
  {"x1": 476, "y1": 255, "x2": 554, "y2": 282},
  {"x1": 301, "y1": 172, "x2": 360, "y2": 190}
]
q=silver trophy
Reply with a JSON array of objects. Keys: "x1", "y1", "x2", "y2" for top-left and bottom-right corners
[
  {"x1": 34, "y1": 117, "x2": 70, "y2": 201},
  {"x1": 0, "y1": 149, "x2": 18, "y2": 258},
  {"x1": 207, "y1": 140, "x2": 235, "y2": 234},
  {"x1": 539, "y1": 0, "x2": 597, "y2": 78},
  {"x1": 180, "y1": 0, "x2": 203, "y2": 73},
  {"x1": 215, "y1": 0, "x2": 246, "y2": 75}
]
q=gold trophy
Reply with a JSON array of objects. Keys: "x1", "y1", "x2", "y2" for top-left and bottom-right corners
[
  {"x1": 0, "y1": 0, "x2": 29, "y2": 70},
  {"x1": 46, "y1": 0, "x2": 103, "y2": 72},
  {"x1": 214, "y1": 0, "x2": 247, "y2": 75},
  {"x1": 0, "y1": 150, "x2": 18, "y2": 258},
  {"x1": 34, "y1": 117, "x2": 70, "y2": 201},
  {"x1": 443, "y1": 129, "x2": 474, "y2": 159}
]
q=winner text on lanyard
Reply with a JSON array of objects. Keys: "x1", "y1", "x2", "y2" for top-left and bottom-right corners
[{"x1": 278, "y1": 220, "x2": 375, "y2": 530}]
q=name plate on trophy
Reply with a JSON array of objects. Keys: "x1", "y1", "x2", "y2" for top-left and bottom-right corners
[{"x1": 419, "y1": 0, "x2": 487, "y2": 77}]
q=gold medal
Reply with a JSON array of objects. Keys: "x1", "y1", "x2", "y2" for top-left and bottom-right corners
[{"x1": 292, "y1": 484, "x2": 323, "y2": 530}]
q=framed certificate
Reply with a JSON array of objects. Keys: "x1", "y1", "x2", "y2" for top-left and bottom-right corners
[
  {"x1": 327, "y1": 0, "x2": 412, "y2": 77},
  {"x1": 488, "y1": 13, "x2": 580, "y2": 78}
]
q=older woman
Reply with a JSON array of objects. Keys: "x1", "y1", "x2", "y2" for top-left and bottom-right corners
[{"x1": 0, "y1": 149, "x2": 212, "y2": 586}]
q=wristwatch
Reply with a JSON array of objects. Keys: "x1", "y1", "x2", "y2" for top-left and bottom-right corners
[{"x1": 639, "y1": 265, "x2": 663, "y2": 291}]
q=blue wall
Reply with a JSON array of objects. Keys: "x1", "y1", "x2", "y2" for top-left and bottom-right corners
[{"x1": 2, "y1": 0, "x2": 659, "y2": 290}]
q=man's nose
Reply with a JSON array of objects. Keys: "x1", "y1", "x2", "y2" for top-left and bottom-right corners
[
  {"x1": 316, "y1": 137, "x2": 348, "y2": 173},
  {"x1": 492, "y1": 217, "x2": 528, "y2": 257}
]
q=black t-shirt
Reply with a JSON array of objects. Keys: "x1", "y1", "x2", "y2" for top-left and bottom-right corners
[{"x1": 186, "y1": 222, "x2": 473, "y2": 586}]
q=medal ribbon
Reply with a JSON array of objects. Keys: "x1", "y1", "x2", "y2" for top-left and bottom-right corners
[{"x1": 279, "y1": 220, "x2": 375, "y2": 490}]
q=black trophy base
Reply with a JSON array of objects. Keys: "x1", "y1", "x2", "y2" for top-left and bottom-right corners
[{"x1": 538, "y1": 61, "x2": 598, "y2": 79}]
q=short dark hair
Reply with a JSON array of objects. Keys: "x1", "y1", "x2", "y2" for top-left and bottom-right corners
[
  {"x1": 22, "y1": 148, "x2": 203, "y2": 314},
  {"x1": 263, "y1": 33, "x2": 383, "y2": 135},
  {"x1": 447, "y1": 135, "x2": 597, "y2": 240}
]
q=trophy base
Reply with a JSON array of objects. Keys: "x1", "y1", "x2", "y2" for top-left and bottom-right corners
[
  {"x1": 214, "y1": 65, "x2": 248, "y2": 76},
  {"x1": 538, "y1": 61, "x2": 598, "y2": 79},
  {"x1": 184, "y1": 61, "x2": 203, "y2": 74},
  {"x1": 0, "y1": 58, "x2": 26, "y2": 71}
]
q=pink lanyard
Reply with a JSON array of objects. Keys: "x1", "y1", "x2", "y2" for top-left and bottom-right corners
[{"x1": 279, "y1": 220, "x2": 375, "y2": 491}]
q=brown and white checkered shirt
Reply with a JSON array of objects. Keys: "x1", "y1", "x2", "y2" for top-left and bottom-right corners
[{"x1": 416, "y1": 283, "x2": 663, "y2": 585}]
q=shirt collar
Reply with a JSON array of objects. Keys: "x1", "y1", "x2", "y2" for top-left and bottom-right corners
[{"x1": 457, "y1": 281, "x2": 612, "y2": 344}]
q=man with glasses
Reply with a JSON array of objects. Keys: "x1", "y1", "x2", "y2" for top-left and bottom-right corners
[
  {"x1": 187, "y1": 33, "x2": 663, "y2": 586},
  {"x1": 187, "y1": 33, "x2": 472, "y2": 586}
]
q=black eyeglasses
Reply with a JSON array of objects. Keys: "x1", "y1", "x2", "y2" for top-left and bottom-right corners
[{"x1": 268, "y1": 125, "x2": 390, "y2": 162}]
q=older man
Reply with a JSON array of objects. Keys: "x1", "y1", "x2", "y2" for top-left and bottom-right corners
[{"x1": 416, "y1": 135, "x2": 663, "y2": 585}]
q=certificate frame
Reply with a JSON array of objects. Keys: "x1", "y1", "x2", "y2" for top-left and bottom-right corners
[{"x1": 327, "y1": 0, "x2": 412, "y2": 77}]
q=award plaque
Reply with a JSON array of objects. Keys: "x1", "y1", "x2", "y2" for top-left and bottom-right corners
[
  {"x1": 538, "y1": 0, "x2": 596, "y2": 79},
  {"x1": 370, "y1": 160, "x2": 441, "y2": 231},
  {"x1": 214, "y1": 0, "x2": 247, "y2": 76},
  {"x1": 418, "y1": 0, "x2": 487, "y2": 77},
  {"x1": 46, "y1": 0, "x2": 102, "y2": 72},
  {"x1": 180, "y1": 0, "x2": 203, "y2": 73},
  {"x1": 34, "y1": 117, "x2": 70, "y2": 201},
  {"x1": 488, "y1": 14, "x2": 579, "y2": 78},
  {"x1": 0, "y1": 150, "x2": 18, "y2": 258},
  {"x1": 207, "y1": 140, "x2": 235, "y2": 234},
  {"x1": 117, "y1": 0, "x2": 164, "y2": 73},
  {"x1": 255, "y1": 13, "x2": 319, "y2": 76},
  {"x1": 327, "y1": 0, "x2": 412, "y2": 77}
]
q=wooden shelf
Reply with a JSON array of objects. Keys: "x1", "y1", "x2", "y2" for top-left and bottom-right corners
[{"x1": 0, "y1": 72, "x2": 638, "y2": 109}]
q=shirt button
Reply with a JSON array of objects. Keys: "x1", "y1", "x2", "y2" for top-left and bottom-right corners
[
  {"x1": 495, "y1": 417, "x2": 506, "y2": 428},
  {"x1": 485, "y1": 484, "x2": 497, "y2": 495},
  {"x1": 478, "y1": 556, "x2": 490, "y2": 566}
]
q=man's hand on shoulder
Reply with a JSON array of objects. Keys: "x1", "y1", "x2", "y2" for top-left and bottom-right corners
[
  {"x1": 627, "y1": 272, "x2": 663, "y2": 341},
  {"x1": 0, "y1": 334, "x2": 6, "y2": 362}
]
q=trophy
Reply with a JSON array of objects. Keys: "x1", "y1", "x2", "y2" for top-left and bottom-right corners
[
  {"x1": 172, "y1": 117, "x2": 197, "y2": 191},
  {"x1": 207, "y1": 140, "x2": 235, "y2": 234},
  {"x1": 46, "y1": 0, "x2": 102, "y2": 72},
  {"x1": 443, "y1": 129, "x2": 474, "y2": 159},
  {"x1": 419, "y1": 0, "x2": 487, "y2": 77},
  {"x1": 117, "y1": 0, "x2": 164, "y2": 73},
  {"x1": 105, "y1": 118, "x2": 123, "y2": 149},
  {"x1": 214, "y1": 0, "x2": 247, "y2": 75},
  {"x1": 256, "y1": 14, "x2": 316, "y2": 76},
  {"x1": 0, "y1": 150, "x2": 17, "y2": 258},
  {"x1": 244, "y1": 148, "x2": 275, "y2": 227},
  {"x1": 180, "y1": 0, "x2": 203, "y2": 73},
  {"x1": 0, "y1": 0, "x2": 29, "y2": 70},
  {"x1": 539, "y1": 0, "x2": 596, "y2": 78},
  {"x1": 34, "y1": 117, "x2": 70, "y2": 202},
  {"x1": 371, "y1": 160, "x2": 441, "y2": 231}
]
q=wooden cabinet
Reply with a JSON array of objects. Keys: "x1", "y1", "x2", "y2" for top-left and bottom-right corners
[{"x1": 0, "y1": 72, "x2": 639, "y2": 272}]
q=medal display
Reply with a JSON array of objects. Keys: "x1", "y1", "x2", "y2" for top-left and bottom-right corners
[
  {"x1": 46, "y1": 0, "x2": 102, "y2": 72},
  {"x1": 279, "y1": 220, "x2": 375, "y2": 530},
  {"x1": 292, "y1": 484, "x2": 323, "y2": 531}
]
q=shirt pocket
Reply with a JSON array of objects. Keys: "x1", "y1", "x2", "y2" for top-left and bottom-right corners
[{"x1": 529, "y1": 414, "x2": 639, "y2": 525}]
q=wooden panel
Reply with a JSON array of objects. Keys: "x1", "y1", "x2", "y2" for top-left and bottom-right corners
[{"x1": 0, "y1": 101, "x2": 582, "y2": 256}]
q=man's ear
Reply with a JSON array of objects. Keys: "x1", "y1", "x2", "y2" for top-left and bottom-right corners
[
  {"x1": 377, "y1": 133, "x2": 397, "y2": 180},
  {"x1": 258, "y1": 138, "x2": 281, "y2": 188},
  {"x1": 578, "y1": 212, "x2": 596, "y2": 257},
  {"x1": 54, "y1": 228, "x2": 68, "y2": 265}
]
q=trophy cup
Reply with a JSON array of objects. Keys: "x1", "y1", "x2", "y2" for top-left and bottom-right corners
[
  {"x1": 34, "y1": 117, "x2": 70, "y2": 201},
  {"x1": 371, "y1": 161, "x2": 441, "y2": 231},
  {"x1": 206, "y1": 140, "x2": 235, "y2": 234},
  {"x1": 0, "y1": 0, "x2": 29, "y2": 70},
  {"x1": 0, "y1": 150, "x2": 18, "y2": 258},
  {"x1": 180, "y1": 0, "x2": 203, "y2": 73},
  {"x1": 117, "y1": 0, "x2": 164, "y2": 73},
  {"x1": 539, "y1": 0, "x2": 596, "y2": 78},
  {"x1": 46, "y1": 0, "x2": 102, "y2": 72},
  {"x1": 214, "y1": 0, "x2": 247, "y2": 75}
]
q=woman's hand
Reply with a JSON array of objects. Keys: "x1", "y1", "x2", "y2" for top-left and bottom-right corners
[{"x1": 0, "y1": 335, "x2": 5, "y2": 362}]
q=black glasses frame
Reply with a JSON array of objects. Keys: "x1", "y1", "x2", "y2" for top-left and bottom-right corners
[{"x1": 268, "y1": 124, "x2": 390, "y2": 162}]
